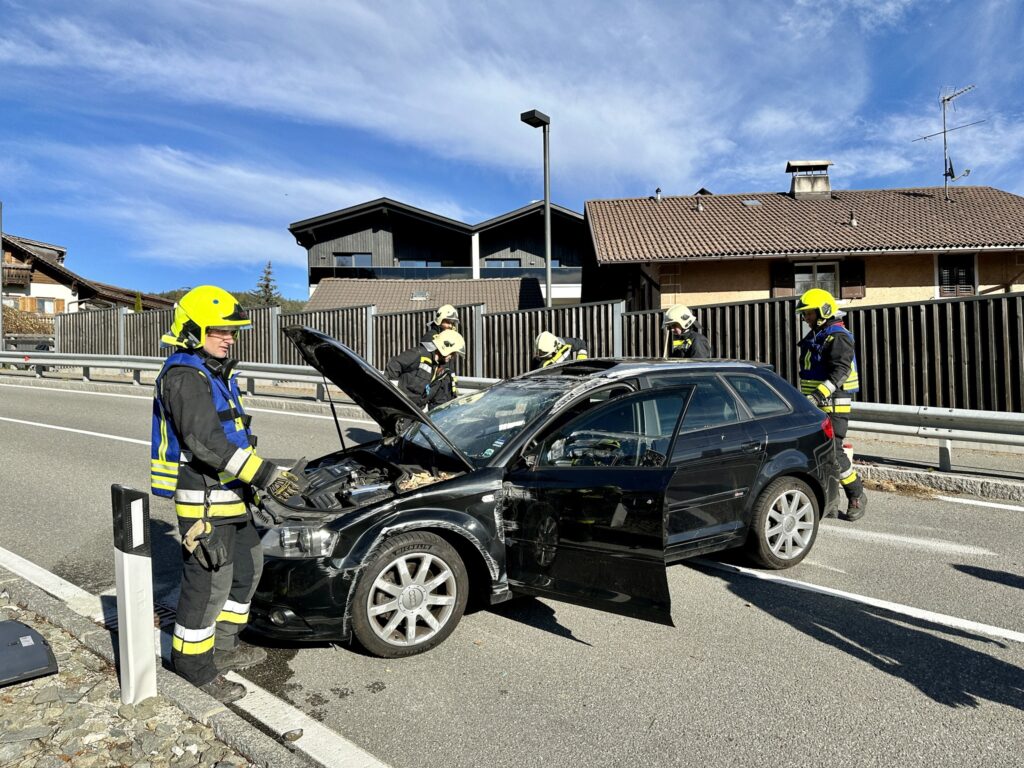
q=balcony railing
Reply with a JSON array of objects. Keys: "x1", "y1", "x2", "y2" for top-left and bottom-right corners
[{"x1": 310, "y1": 265, "x2": 583, "y2": 284}]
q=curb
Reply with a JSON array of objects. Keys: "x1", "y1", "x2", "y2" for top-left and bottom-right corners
[
  {"x1": 857, "y1": 463, "x2": 1024, "y2": 502},
  {"x1": 0, "y1": 565, "x2": 317, "y2": 768}
]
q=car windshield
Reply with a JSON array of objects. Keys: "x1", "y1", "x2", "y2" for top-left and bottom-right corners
[{"x1": 403, "y1": 380, "x2": 567, "y2": 464}]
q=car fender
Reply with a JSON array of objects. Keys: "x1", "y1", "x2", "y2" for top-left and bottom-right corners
[{"x1": 746, "y1": 448, "x2": 823, "y2": 515}]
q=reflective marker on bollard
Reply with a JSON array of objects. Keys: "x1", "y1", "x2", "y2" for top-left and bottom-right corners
[{"x1": 111, "y1": 484, "x2": 157, "y2": 704}]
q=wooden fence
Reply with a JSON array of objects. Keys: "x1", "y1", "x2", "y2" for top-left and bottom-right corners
[{"x1": 53, "y1": 291, "x2": 1024, "y2": 411}]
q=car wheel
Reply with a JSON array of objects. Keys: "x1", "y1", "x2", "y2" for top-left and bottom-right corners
[
  {"x1": 351, "y1": 531, "x2": 469, "y2": 658},
  {"x1": 746, "y1": 477, "x2": 819, "y2": 569}
]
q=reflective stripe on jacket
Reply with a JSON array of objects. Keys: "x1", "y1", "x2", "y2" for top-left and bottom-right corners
[{"x1": 151, "y1": 352, "x2": 260, "y2": 522}]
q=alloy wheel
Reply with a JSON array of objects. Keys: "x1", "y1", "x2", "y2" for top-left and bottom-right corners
[
  {"x1": 366, "y1": 552, "x2": 459, "y2": 647},
  {"x1": 764, "y1": 489, "x2": 816, "y2": 560}
]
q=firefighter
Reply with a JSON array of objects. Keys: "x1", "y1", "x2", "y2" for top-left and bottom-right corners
[
  {"x1": 151, "y1": 285, "x2": 308, "y2": 702},
  {"x1": 386, "y1": 328, "x2": 465, "y2": 410},
  {"x1": 663, "y1": 304, "x2": 712, "y2": 358},
  {"x1": 532, "y1": 331, "x2": 589, "y2": 370},
  {"x1": 419, "y1": 304, "x2": 459, "y2": 343},
  {"x1": 796, "y1": 288, "x2": 867, "y2": 521}
]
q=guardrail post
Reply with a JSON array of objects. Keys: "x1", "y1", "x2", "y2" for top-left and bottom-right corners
[
  {"x1": 133, "y1": 369, "x2": 142, "y2": 386},
  {"x1": 939, "y1": 440, "x2": 953, "y2": 472},
  {"x1": 315, "y1": 382, "x2": 325, "y2": 402},
  {"x1": 110, "y1": 484, "x2": 158, "y2": 705},
  {"x1": 82, "y1": 366, "x2": 91, "y2": 382},
  {"x1": 246, "y1": 376, "x2": 256, "y2": 396}
]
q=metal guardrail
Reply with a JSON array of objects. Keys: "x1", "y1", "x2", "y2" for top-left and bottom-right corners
[{"x1": 2, "y1": 351, "x2": 1019, "y2": 470}]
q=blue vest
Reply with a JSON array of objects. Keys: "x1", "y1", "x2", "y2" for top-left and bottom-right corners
[
  {"x1": 150, "y1": 352, "x2": 252, "y2": 498},
  {"x1": 798, "y1": 321, "x2": 860, "y2": 394}
]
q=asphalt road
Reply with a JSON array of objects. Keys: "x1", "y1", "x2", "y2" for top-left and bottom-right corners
[{"x1": 1, "y1": 379, "x2": 1022, "y2": 768}]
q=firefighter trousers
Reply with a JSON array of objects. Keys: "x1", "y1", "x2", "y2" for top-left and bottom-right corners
[
  {"x1": 830, "y1": 414, "x2": 864, "y2": 501},
  {"x1": 172, "y1": 518, "x2": 263, "y2": 686}
]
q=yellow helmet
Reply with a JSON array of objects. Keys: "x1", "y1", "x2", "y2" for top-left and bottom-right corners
[
  {"x1": 535, "y1": 331, "x2": 560, "y2": 358},
  {"x1": 434, "y1": 304, "x2": 459, "y2": 328},
  {"x1": 432, "y1": 328, "x2": 465, "y2": 357},
  {"x1": 663, "y1": 304, "x2": 696, "y2": 331},
  {"x1": 796, "y1": 288, "x2": 838, "y2": 321},
  {"x1": 161, "y1": 285, "x2": 251, "y2": 349}
]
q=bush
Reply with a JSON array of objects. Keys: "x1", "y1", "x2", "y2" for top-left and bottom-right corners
[{"x1": 2, "y1": 305, "x2": 55, "y2": 335}]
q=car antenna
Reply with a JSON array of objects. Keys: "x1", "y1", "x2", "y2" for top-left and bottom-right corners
[{"x1": 321, "y1": 373, "x2": 347, "y2": 451}]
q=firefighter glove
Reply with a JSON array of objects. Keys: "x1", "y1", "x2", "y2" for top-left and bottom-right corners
[
  {"x1": 806, "y1": 391, "x2": 828, "y2": 408},
  {"x1": 266, "y1": 463, "x2": 309, "y2": 503},
  {"x1": 192, "y1": 521, "x2": 230, "y2": 570}
]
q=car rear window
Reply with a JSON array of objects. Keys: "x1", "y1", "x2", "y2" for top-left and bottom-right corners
[
  {"x1": 724, "y1": 374, "x2": 790, "y2": 416},
  {"x1": 678, "y1": 378, "x2": 741, "y2": 431}
]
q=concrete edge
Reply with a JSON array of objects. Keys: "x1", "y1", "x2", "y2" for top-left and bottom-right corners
[
  {"x1": 857, "y1": 463, "x2": 1024, "y2": 502},
  {"x1": 0, "y1": 565, "x2": 318, "y2": 768}
]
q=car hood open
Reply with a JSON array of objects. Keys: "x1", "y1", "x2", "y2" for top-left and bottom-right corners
[{"x1": 283, "y1": 326, "x2": 474, "y2": 471}]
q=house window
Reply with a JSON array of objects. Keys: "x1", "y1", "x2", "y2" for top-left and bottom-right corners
[
  {"x1": 333, "y1": 253, "x2": 372, "y2": 267},
  {"x1": 938, "y1": 254, "x2": 975, "y2": 297},
  {"x1": 793, "y1": 262, "x2": 839, "y2": 298},
  {"x1": 38, "y1": 299, "x2": 55, "y2": 314},
  {"x1": 397, "y1": 260, "x2": 441, "y2": 268},
  {"x1": 489, "y1": 259, "x2": 521, "y2": 269}
]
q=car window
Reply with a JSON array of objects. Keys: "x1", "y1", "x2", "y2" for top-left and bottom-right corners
[
  {"x1": 539, "y1": 391, "x2": 687, "y2": 469},
  {"x1": 678, "y1": 378, "x2": 741, "y2": 432},
  {"x1": 724, "y1": 374, "x2": 790, "y2": 417}
]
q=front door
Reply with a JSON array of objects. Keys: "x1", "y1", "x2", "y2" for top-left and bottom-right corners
[{"x1": 501, "y1": 389, "x2": 689, "y2": 626}]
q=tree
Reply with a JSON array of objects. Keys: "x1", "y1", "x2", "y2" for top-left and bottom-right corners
[
  {"x1": 253, "y1": 261, "x2": 281, "y2": 307},
  {"x1": 133, "y1": 291, "x2": 143, "y2": 313}
]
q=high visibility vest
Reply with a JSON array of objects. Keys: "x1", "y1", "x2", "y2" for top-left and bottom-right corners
[
  {"x1": 151, "y1": 353, "x2": 259, "y2": 522},
  {"x1": 798, "y1": 321, "x2": 860, "y2": 413},
  {"x1": 541, "y1": 342, "x2": 588, "y2": 367}
]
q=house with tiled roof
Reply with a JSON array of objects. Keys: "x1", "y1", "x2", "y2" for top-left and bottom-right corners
[
  {"x1": 305, "y1": 276, "x2": 544, "y2": 313},
  {"x1": 582, "y1": 161, "x2": 1024, "y2": 310},
  {"x1": 289, "y1": 198, "x2": 587, "y2": 306},
  {"x1": 1, "y1": 233, "x2": 173, "y2": 315}
]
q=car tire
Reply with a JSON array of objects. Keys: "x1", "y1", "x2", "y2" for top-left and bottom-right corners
[
  {"x1": 746, "y1": 476, "x2": 820, "y2": 569},
  {"x1": 351, "y1": 531, "x2": 469, "y2": 658}
]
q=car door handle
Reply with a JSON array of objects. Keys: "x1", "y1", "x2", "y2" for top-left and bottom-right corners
[{"x1": 740, "y1": 441, "x2": 762, "y2": 454}]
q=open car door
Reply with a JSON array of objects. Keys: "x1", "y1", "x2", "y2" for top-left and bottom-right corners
[{"x1": 501, "y1": 388, "x2": 690, "y2": 626}]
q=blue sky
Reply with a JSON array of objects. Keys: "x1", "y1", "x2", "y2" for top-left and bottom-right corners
[{"x1": 2, "y1": 0, "x2": 1023, "y2": 299}]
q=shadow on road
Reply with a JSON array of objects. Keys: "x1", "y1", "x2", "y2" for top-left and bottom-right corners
[
  {"x1": 714, "y1": 569, "x2": 1024, "y2": 710},
  {"x1": 952, "y1": 564, "x2": 1024, "y2": 591},
  {"x1": 490, "y1": 596, "x2": 592, "y2": 647}
]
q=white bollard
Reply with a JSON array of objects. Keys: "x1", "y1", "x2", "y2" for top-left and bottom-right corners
[{"x1": 111, "y1": 485, "x2": 158, "y2": 704}]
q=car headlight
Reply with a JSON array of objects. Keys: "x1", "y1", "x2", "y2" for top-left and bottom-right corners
[{"x1": 260, "y1": 525, "x2": 339, "y2": 558}]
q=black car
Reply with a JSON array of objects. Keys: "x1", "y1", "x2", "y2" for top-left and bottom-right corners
[{"x1": 249, "y1": 327, "x2": 840, "y2": 657}]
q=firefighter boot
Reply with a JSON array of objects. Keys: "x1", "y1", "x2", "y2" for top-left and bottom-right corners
[
  {"x1": 215, "y1": 643, "x2": 268, "y2": 673},
  {"x1": 199, "y1": 675, "x2": 246, "y2": 703},
  {"x1": 842, "y1": 492, "x2": 867, "y2": 522}
]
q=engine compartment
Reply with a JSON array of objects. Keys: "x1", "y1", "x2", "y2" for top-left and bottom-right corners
[{"x1": 260, "y1": 447, "x2": 461, "y2": 522}]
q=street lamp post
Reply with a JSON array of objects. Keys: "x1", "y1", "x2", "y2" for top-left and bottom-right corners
[{"x1": 520, "y1": 109, "x2": 552, "y2": 308}]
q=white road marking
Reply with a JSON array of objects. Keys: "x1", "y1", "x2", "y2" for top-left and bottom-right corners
[
  {"x1": 0, "y1": 543, "x2": 389, "y2": 768},
  {"x1": 0, "y1": 382, "x2": 150, "y2": 399},
  {"x1": 696, "y1": 558, "x2": 1024, "y2": 644},
  {"x1": 0, "y1": 382, "x2": 378, "y2": 426},
  {"x1": 937, "y1": 496, "x2": 1024, "y2": 513},
  {"x1": 820, "y1": 524, "x2": 996, "y2": 557},
  {"x1": 0, "y1": 416, "x2": 149, "y2": 445}
]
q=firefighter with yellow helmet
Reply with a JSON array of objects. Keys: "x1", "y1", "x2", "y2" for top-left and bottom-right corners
[
  {"x1": 151, "y1": 286, "x2": 308, "y2": 702},
  {"x1": 663, "y1": 304, "x2": 712, "y2": 358},
  {"x1": 420, "y1": 304, "x2": 460, "y2": 343},
  {"x1": 797, "y1": 288, "x2": 867, "y2": 521},
  {"x1": 531, "y1": 331, "x2": 589, "y2": 370},
  {"x1": 386, "y1": 328, "x2": 466, "y2": 410}
]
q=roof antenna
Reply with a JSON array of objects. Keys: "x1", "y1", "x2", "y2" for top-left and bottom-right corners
[{"x1": 912, "y1": 84, "x2": 984, "y2": 202}]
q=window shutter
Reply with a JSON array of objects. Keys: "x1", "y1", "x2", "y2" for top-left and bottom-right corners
[
  {"x1": 840, "y1": 258, "x2": 865, "y2": 299},
  {"x1": 770, "y1": 261, "x2": 795, "y2": 297},
  {"x1": 938, "y1": 254, "x2": 975, "y2": 297}
]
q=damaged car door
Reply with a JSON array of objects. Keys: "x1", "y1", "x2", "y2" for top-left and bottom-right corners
[{"x1": 501, "y1": 389, "x2": 689, "y2": 626}]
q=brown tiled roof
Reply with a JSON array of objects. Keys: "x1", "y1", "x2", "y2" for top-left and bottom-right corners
[
  {"x1": 305, "y1": 277, "x2": 545, "y2": 313},
  {"x1": 586, "y1": 186, "x2": 1024, "y2": 263},
  {"x1": 88, "y1": 281, "x2": 175, "y2": 310}
]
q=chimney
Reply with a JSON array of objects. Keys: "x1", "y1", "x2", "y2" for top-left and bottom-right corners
[{"x1": 786, "y1": 160, "x2": 833, "y2": 200}]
